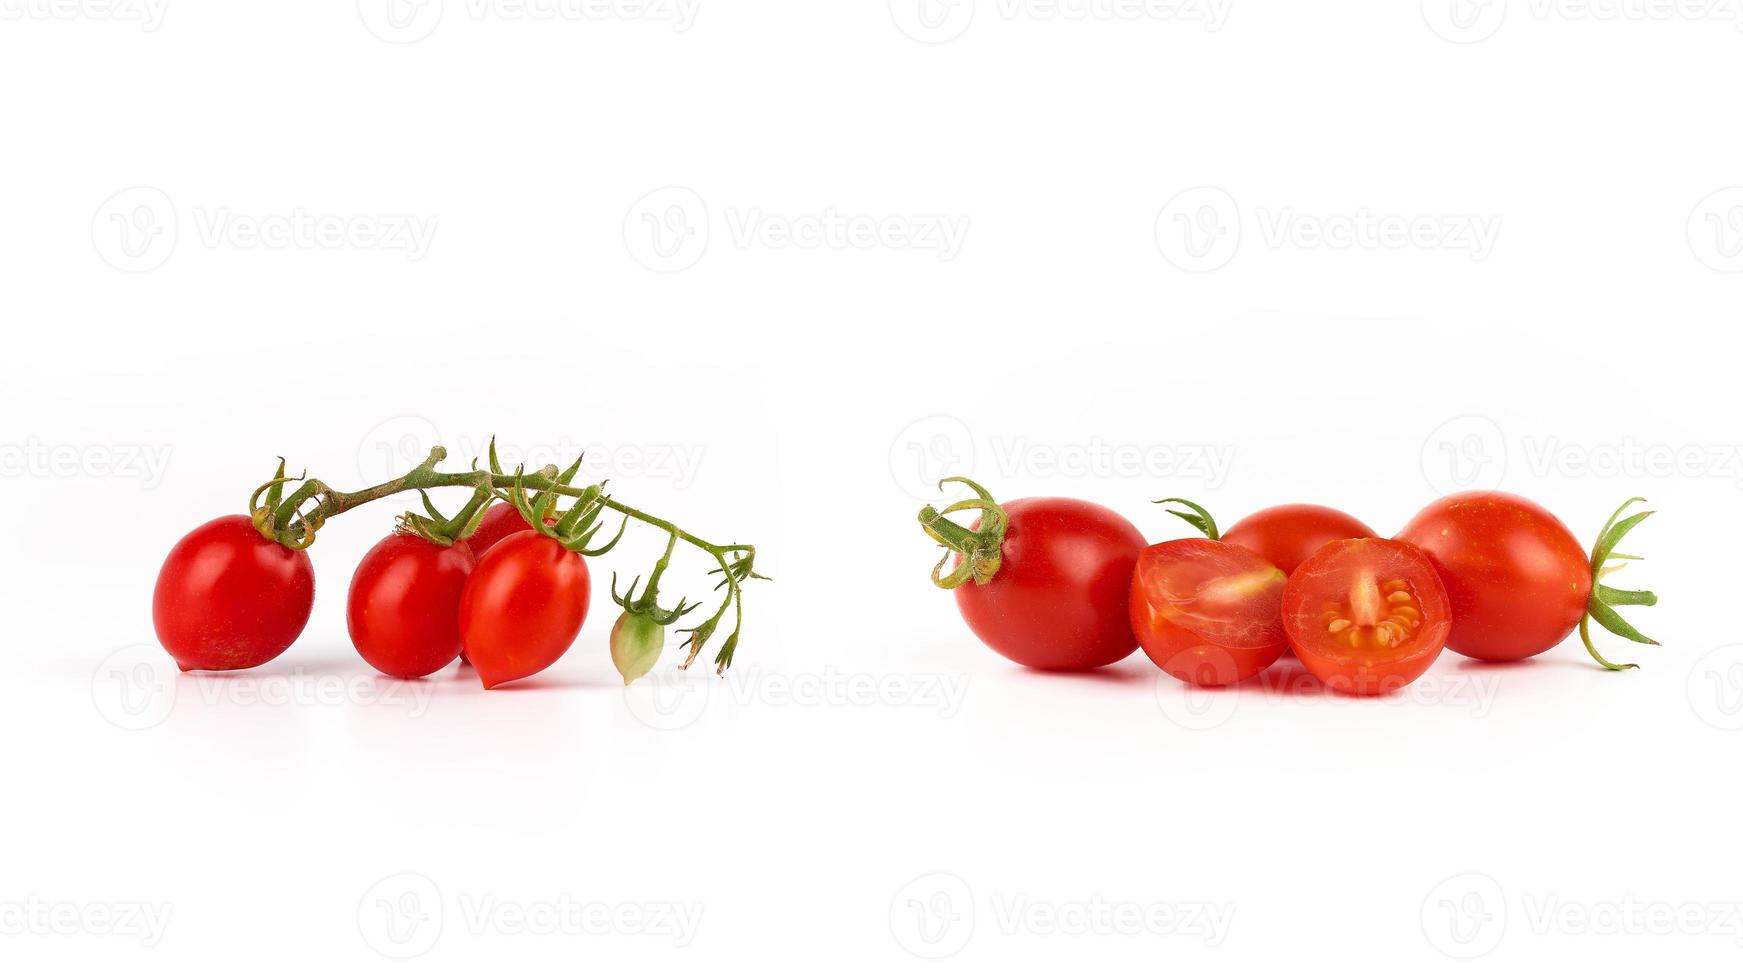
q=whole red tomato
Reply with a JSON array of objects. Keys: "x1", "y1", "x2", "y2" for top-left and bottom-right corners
[
  {"x1": 1221, "y1": 504, "x2": 1376, "y2": 575},
  {"x1": 465, "y1": 502, "x2": 540, "y2": 557},
  {"x1": 1131, "y1": 538, "x2": 1288, "y2": 686},
  {"x1": 951, "y1": 497, "x2": 1145, "y2": 671},
  {"x1": 153, "y1": 515, "x2": 315, "y2": 671},
  {"x1": 458, "y1": 530, "x2": 591, "y2": 689},
  {"x1": 1282, "y1": 537, "x2": 1451, "y2": 695},
  {"x1": 1396, "y1": 491, "x2": 1591, "y2": 662},
  {"x1": 347, "y1": 532, "x2": 476, "y2": 678}
]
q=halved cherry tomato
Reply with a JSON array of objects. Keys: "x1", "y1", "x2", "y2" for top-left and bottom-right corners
[
  {"x1": 1282, "y1": 538, "x2": 1450, "y2": 695},
  {"x1": 458, "y1": 530, "x2": 590, "y2": 689},
  {"x1": 152, "y1": 515, "x2": 315, "y2": 671},
  {"x1": 347, "y1": 532, "x2": 475, "y2": 678},
  {"x1": 952, "y1": 498, "x2": 1145, "y2": 671},
  {"x1": 1222, "y1": 504, "x2": 1376, "y2": 575},
  {"x1": 1130, "y1": 538, "x2": 1287, "y2": 686}
]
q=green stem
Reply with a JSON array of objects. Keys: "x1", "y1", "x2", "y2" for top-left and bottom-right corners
[{"x1": 251, "y1": 445, "x2": 759, "y2": 672}]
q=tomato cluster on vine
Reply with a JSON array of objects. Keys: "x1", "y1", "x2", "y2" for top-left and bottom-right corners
[
  {"x1": 152, "y1": 443, "x2": 763, "y2": 689},
  {"x1": 919, "y1": 477, "x2": 1658, "y2": 696}
]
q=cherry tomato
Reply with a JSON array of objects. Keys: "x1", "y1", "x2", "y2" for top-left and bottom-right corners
[
  {"x1": 1396, "y1": 491, "x2": 1590, "y2": 662},
  {"x1": 953, "y1": 498, "x2": 1145, "y2": 671},
  {"x1": 152, "y1": 515, "x2": 315, "y2": 671},
  {"x1": 346, "y1": 533, "x2": 476, "y2": 678},
  {"x1": 458, "y1": 530, "x2": 591, "y2": 689},
  {"x1": 465, "y1": 502, "x2": 538, "y2": 557},
  {"x1": 1130, "y1": 538, "x2": 1287, "y2": 686},
  {"x1": 1282, "y1": 538, "x2": 1450, "y2": 695},
  {"x1": 1222, "y1": 504, "x2": 1376, "y2": 575}
]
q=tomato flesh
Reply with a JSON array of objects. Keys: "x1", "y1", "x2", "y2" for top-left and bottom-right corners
[
  {"x1": 1396, "y1": 491, "x2": 1591, "y2": 662},
  {"x1": 1222, "y1": 503, "x2": 1376, "y2": 575},
  {"x1": 954, "y1": 497, "x2": 1145, "y2": 671},
  {"x1": 458, "y1": 530, "x2": 591, "y2": 689},
  {"x1": 1131, "y1": 538, "x2": 1287, "y2": 686},
  {"x1": 1282, "y1": 538, "x2": 1450, "y2": 695},
  {"x1": 152, "y1": 515, "x2": 315, "y2": 671},
  {"x1": 347, "y1": 533, "x2": 476, "y2": 679},
  {"x1": 465, "y1": 502, "x2": 545, "y2": 558}
]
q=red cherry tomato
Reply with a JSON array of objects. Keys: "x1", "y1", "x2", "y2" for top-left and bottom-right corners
[
  {"x1": 1130, "y1": 538, "x2": 1288, "y2": 686},
  {"x1": 1283, "y1": 538, "x2": 1450, "y2": 695},
  {"x1": 152, "y1": 515, "x2": 315, "y2": 671},
  {"x1": 347, "y1": 533, "x2": 476, "y2": 678},
  {"x1": 1396, "y1": 491, "x2": 1591, "y2": 662},
  {"x1": 458, "y1": 530, "x2": 591, "y2": 689},
  {"x1": 1221, "y1": 504, "x2": 1377, "y2": 575},
  {"x1": 952, "y1": 498, "x2": 1145, "y2": 670},
  {"x1": 465, "y1": 502, "x2": 540, "y2": 557}
]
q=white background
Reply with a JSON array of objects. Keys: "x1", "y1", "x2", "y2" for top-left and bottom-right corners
[{"x1": 3, "y1": 1, "x2": 1742, "y2": 976}]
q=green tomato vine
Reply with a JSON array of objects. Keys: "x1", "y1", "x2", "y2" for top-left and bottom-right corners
[{"x1": 247, "y1": 440, "x2": 765, "y2": 674}]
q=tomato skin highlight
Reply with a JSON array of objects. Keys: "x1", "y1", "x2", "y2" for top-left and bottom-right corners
[
  {"x1": 1130, "y1": 538, "x2": 1288, "y2": 686},
  {"x1": 152, "y1": 515, "x2": 315, "y2": 671},
  {"x1": 458, "y1": 530, "x2": 591, "y2": 689},
  {"x1": 954, "y1": 498, "x2": 1145, "y2": 671},
  {"x1": 1221, "y1": 504, "x2": 1377, "y2": 575},
  {"x1": 346, "y1": 534, "x2": 476, "y2": 679},
  {"x1": 1396, "y1": 491, "x2": 1592, "y2": 662},
  {"x1": 1282, "y1": 538, "x2": 1451, "y2": 696}
]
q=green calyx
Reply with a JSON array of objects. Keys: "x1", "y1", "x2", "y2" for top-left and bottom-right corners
[
  {"x1": 918, "y1": 476, "x2": 1009, "y2": 589},
  {"x1": 1153, "y1": 497, "x2": 1221, "y2": 540},
  {"x1": 1579, "y1": 497, "x2": 1660, "y2": 671},
  {"x1": 240, "y1": 437, "x2": 763, "y2": 674}
]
